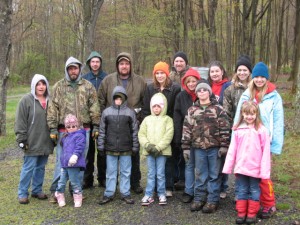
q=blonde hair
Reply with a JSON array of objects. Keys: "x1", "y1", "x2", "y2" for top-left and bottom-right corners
[
  {"x1": 235, "y1": 101, "x2": 262, "y2": 130},
  {"x1": 248, "y1": 80, "x2": 268, "y2": 102},
  {"x1": 232, "y1": 73, "x2": 252, "y2": 88}
]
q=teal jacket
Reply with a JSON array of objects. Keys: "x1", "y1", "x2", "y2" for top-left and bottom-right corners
[{"x1": 138, "y1": 93, "x2": 174, "y2": 156}]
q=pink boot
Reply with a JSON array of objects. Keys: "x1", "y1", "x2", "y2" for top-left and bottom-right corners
[
  {"x1": 73, "y1": 193, "x2": 83, "y2": 208},
  {"x1": 55, "y1": 192, "x2": 66, "y2": 207}
]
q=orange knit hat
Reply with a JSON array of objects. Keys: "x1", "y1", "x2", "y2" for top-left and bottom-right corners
[{"x1": 153, "y1": 61, "x2": 170, "y2": 76}]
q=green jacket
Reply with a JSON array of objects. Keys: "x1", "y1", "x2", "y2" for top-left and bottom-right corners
[
  {"x1": 98, "y1": 52, "x2": 147, "y2": 114},
  {"x1": 138, "y1": 93, "x2": 174, "y2": 156},
  {"x1": 15, "y1": 74, "x2": 54, "y2": 156},
  {"x1": 47, "y1": 57, "x2": 100, "y2": 130}
]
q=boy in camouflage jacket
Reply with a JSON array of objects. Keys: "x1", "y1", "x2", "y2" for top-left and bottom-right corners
[{"x1": 182, "y1": 81, "x2": 230, "y2": 213}]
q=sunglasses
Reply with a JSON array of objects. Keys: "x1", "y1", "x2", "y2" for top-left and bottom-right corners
[
  {"x1": 66, "y1": 125, "x2": 77, "y2": 129},
  {"x1": 197, "y1": 88, "x2": 209, "y2": 92}
]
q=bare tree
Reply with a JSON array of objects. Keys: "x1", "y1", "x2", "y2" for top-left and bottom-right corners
[
  {"x1": 293, "y1": 0, "x2": 300, "y2": 130},
  {"x1": 80, "y1": 0, "x2": 104, "y2": 58},
  {"x1": 0, "y1": 0, "x2": 12, "y2": 136}
]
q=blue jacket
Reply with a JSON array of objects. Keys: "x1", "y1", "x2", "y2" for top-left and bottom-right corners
[
  {"x1": 234, "y1": 89, "x2": 284, "y2": 155},
  {"x1": 83, "y1": 70, "x2": 107, "y2": 91},
  {"x1": 60, "y1": 129, "x2": 86, "y2": 169}
]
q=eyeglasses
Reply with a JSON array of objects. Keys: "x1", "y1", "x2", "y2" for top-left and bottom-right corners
[{"x1": 66, "y1": 125, "x2": 77, "y2": 129}]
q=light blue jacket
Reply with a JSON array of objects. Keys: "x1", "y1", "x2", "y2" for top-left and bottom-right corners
[{"x1": 234, "y1": 89, "x2": 284, "y2": 155}]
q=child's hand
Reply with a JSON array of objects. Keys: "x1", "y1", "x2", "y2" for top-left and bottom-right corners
[
  {"x1": 68, "y1": 155, "x2": 78, "y2": 166},
  {"x1": 145, "y1": 144, "x2": 155, "y2": 153},
  {"x1": 183, "y1": 150, "x2": 190, "y2": 163},
  {"x1": 218, "y1": 147, "x2": 228, "y2": 157}
]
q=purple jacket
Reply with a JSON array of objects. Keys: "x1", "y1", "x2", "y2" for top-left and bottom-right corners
[{"x1": 60, "y1": 129, "x2": 86, "y2": 169}]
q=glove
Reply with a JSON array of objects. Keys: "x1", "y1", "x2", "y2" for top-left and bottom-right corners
[
  {"x1": 68, "y1": 155, "x2": 78, "y2": 166},
  {"x1": 50, "y1": 129, "x2": 58, "y2": 146},
  {"x1": 218, "y1": 147, "x2": 228, "y2": 157},
  {"x1": 92, "y1": 126, "x2": 99, "y2": 140},
  {"x1": 153, "y1": 148, "x2": 161, "y2": 157},
  {"x1": 18, "y1": 141, "x2": 28, "y2": 151},
  {"x1": 183, "y1": 150, "x2": 190, "y2": 163},
  {"x1": 145, "y1": 144, "x2": 155, "y2": 154}
]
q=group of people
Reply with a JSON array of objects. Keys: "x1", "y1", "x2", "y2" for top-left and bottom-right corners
[{"x1": 14, "y1": 50, "x2": 284, "y2": 224}]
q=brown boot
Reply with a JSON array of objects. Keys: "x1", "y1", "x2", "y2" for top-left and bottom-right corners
[
  {"x1": 235, "y1": 200, "x2": 247, "y2": 224},
  {"x1": 246, "y1": 200, "x2": 260, "y2": 224}
]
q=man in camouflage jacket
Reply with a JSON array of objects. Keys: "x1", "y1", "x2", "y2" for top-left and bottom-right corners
[{"x1": 47, "y1": 56, "x2": 100, "y2": 202}]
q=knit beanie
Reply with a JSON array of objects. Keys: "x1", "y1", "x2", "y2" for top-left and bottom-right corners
[
  {"x1": 195, "y1": 82, "x2": 212, "y2": 96},
  {"x1": 64, "y1": 114, "x2": 79, "y2": 127},
  {"x1": 252, "y1": 62, "x2": 269, "y2": 80},
  {"x1": 153, "y1": 61, "x2": 170, "y2": 76},
  {"x1": 173, "y1": 51, "x2": 188, "y2": 65},
  {"x1": 235, "y1": 55, "x2": 252, "y2": 73},
  {"x1": 113, "y1": 92, "x2": 127, "y2": 102},
  {"x1": 150, "y1": 94, "x2": 165, "y2": 110}
]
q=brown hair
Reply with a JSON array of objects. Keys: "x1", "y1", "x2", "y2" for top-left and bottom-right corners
[
  {"x1": 207, "y1": 60, "x2": 228, "y2": 85},
  {"x1": 234, "y1": 101, "x2": 262, "y2": 130},
  {"x1": 248, "y1": 79, "x2": 268, "y2": 103},
  {"x1": 153, "y1": 75, "x2": 171, "y2": 89}
]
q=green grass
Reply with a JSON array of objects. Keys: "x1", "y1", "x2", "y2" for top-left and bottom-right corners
[{"x1": 0, "y1": 84, "x2": 299, "y2": 224}]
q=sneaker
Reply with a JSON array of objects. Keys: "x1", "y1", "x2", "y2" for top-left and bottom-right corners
[
  {"x1": 141, "y1": 196, "x2": 154, "y2": 206},
  {"x1": 190, "y1": 201, "x2": 206, "y2": 212},
  {"x1": 166, "y1": 190, "x2": 173, "y2": 198},
  {"x1": 121, "y1": 196, "x2": 135, "y2": 204},
  {"x1": 202, "y1": 202, "x2": 219, "y2": 213},
  {"x1": 261, "y1": 206, "x2": 276, "y2": 219},
  {"x1": 220, "y1": 192, "x2": 227, "y2": 199},
  {"x1": 181, "y1": 193, "x2": 193, "y2": 203},
  {"x1": 159, "y1": 195, "x2": 167, "y2": 205},
  {"x1": 31, "y1": 193, "x2": 48, "y2": 200},
  {"x1": 49, "y1": 193, "x2": 57, "y2": 204},
  {"x1": 18, "y1": 197, "x2": 29, "y2": 204},
  {"x1": 98, "y1": 196, "x2": 113, "y2": 205}
]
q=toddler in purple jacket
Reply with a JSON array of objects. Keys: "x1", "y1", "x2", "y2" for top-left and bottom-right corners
[{"x1": 55, "y1": 114, "x2": 86, "y2": 208}]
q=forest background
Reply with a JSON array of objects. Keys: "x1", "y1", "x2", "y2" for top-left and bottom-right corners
[{"x1": 0, "y1": 0, "x2": 300, "y2": 135}]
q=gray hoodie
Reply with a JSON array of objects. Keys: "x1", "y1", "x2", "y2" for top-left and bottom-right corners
[{"x1": 15, "y1": 74, "x2": 54, "y2": 156}]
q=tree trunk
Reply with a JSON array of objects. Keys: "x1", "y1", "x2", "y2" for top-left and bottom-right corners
[
  {"x1": 81, "y1": 0, "x2": 104, "y2": 59},
  {"x1": 208, "y1": 0, "x2": 218, "y2": 60},
  {"x1": 0, "y1": 0, "x2": 12, "y2": 136},
  {"x1": 292, "y1": 0, "x2": 300, "y2": 94},
  {"x1": 293, "y1": 0, "x2": 300, "y2": 130}
]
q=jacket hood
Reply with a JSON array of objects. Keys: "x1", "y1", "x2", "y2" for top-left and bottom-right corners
[
  {"x1": 69, "y1": 128, "x2": 86, "y2": 136},
  {"x1": 31, "y1": 74, "x2": 50, "y2": 99},
  {"x1": 111, "y1": 86, "x2": 128, "y2": 108},
  {"x1": 150, "y1": 93, "x2": 168, "y2": 116},
  {"x1": 86, "y1": 51, "x2": 103, "y2": 71},
  {"x1": 65, "y1": 56, "x2": 83, "y2": 82},
  {"x1": 116, "y1": 52, "x2": 133, "y2": 76}
]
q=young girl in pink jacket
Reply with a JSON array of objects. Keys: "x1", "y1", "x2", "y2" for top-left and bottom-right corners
[{"x1": 223, "y1": 101, "x2": 271, "y2": 224}]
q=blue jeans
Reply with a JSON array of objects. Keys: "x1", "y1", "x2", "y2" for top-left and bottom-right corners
[
  {"x1": 18, "y1": 155, "x2": 49, "y2": 198},
  {"x1": 56, "y1": 167, "x2": 82, "y2": 193},
  {"x1": 50, "y1": 129, "x2": 90, "y2": 193},
  {"x1": 220, "y1": 155, "x2": 229, "y2": 192},
  {"x1": 145, "y1": 155, "x2": 167, "y2": 197},
  {"x1": 105, "y1": 155, "x2": 132, "y2": 198},
  {"x1": 194, "y1": 147, "x2": 221, "y2": 203},
  {"x1": 236, "y1": 174, "x2": 260, "y2": 201},
  {"x1": 185, "y1": 148, "x2": 195, "y2": 196}
]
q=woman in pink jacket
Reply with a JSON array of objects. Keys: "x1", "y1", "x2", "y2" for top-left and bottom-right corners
[{"x1": 223, "y1": 101, "x2": 271, "y2": 224}]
